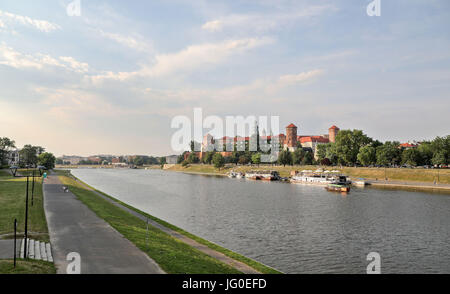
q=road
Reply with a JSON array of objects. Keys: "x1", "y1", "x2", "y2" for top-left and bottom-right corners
[{"x1": 43, "y1": 175, "x2": 164, "y2": 274}]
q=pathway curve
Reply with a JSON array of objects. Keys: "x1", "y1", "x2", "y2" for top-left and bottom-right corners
[{"x1": 43, "y1": 175, "x2": 165, "y2": 274}]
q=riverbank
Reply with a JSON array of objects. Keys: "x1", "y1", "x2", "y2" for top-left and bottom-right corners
[
  {"x1": 162, "y1": 164, "x2": 450, "y2": 193},
  {"x1": 56, "y1": 170, "x2": 281, "y2": 274}
]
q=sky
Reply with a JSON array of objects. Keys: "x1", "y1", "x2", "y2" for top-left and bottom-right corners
[{"x1": 0, "y1": 0, "x2": 449, "y2": 157}]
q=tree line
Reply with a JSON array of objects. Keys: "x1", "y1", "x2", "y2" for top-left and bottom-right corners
[
  {"x1": 316, "y1": 130, "x2": 449, "y2": 167},
  {"x1": 0, "y1": 137, "x2": 56, "y2": 170}
]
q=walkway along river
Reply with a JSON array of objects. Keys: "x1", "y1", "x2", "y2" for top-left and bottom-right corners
[{"x1": 71, "y1": 168, "x2": 450, "y2": 274}]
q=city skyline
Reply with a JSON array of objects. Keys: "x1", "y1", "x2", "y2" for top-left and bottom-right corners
[{"x1": 1, "y1": 0, "x2": 449, "y2": 157}]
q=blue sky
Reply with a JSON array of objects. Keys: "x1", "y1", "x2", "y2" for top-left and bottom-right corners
[{"x1": 0, "y1": 0, "x2": 449, "y2": 156}]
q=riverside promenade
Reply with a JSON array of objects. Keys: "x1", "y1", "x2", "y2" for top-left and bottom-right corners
[{"x1": 43, "y1": 175, "x2": 164, "y2": 274}]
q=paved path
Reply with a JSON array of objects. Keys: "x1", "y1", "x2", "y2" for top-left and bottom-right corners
[
  {"x1": 367, "y1": 179, "x2": 450, "y2": 191},
  {"x1": 43, "y1": 175, "x2": 165, "y2": 274},
  {"x1": 0, "y1": 240, "x2": 20, "y2": 259},
  {"x1": 73, "y1": 178, "x2": 263, "y2": 274}
]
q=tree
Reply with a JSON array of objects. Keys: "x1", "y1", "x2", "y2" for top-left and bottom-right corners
[
  {"x1": 417, "y1": 142, "x2": 433, "y2": 165},
  {"x1": 301, "y1": 151, "x2": 314, "y2": 165},
  {"x1": 357, "y1": 146, "x2": 376, "y2": 166},
  {"x1": 159, "y1": 157, "x2": 167, "y2": 166},
  {"x1": 19, "y1": 145, "x2": 40, "y2": 167},
  {"x1": 376, "y1": 142, "x2": 401, "y2": 166},
  {"x1": 238, "y1": 155, "x2": 249, "y2": 165},
  {"x1": 202, "y1": 152, "x2": 214, "y2": 164},
  {"x1": 432, "y1": 151, "x2": 447, "y2": 166},
  {"x1": 401, "y1": 148, "x2": 422, "y2": 166},
  {"x1": 251, "y1": 153, "x2": 261, "y2": 166},
  {"x1": 181, "y1": 160, "x2": 189, "y2": 167},
  {"x1": 133, "y1": 156, "x2": 145, "y2": 166},
  {"x1": 212, "y1": 153, "x2": 225, "y2": 169},
  {"x1": 292, "y1": 148, "x2": 305, "y2": 165},
  {"x1": 187, "y1": 152, "x2": 199, "y2": 164},
  {"x1": 38, "y1": 152, "x2": 56, "y2": 170},
  {"x1": 334, "y1": 130, "x2": 372, "y2": 165},
  {"x1": 278, "y1": 150, "x2": 292, "y2": 167},
  {"x1": 230, "y1": 151, "x2": 239, "y2": 165},
  {"x1": 0, "y1": 137, "x2": 16, "y2": 165}
]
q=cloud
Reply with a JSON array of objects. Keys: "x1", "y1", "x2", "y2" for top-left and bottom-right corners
[
  {"x1": 0, "y1": 10, "x2": 60, "y2": 32},
  {"x1": 0, "y1": 43, "x2": 89, "y2": 73},
  {"x1": 91, "y1": 37, "x2": 274, "y2": 83},
  {"x1": 277, "y1": 69, "x2": 324, "y2": 86},
  {"x1": 97, "y1": 29, "x2": 154, "y2": 52},
  {"x1": 201, "y1": 5, "x2": 335, "y2": 33}
]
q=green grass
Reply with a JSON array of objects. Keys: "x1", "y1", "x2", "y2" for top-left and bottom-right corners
[
  {"x1": 54, "y1": 169, "x2": 281, "y2": 274},
  {"x1": 0, "y1": 171, "x2": 49, "y2": 242},
  {"x1": 57, "y1": 173, "x2": 247, "y2": 274},
  {"x1": 166, "y1": 164, "x2": 450, "y2": 184},
  {"x1": 0, "y1": 259, "x2": 55, "y2": 274}
]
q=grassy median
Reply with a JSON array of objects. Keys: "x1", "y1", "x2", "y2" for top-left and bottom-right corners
[
  {"x1": 57, "y1": 172, "x2": 246, "y2": 274},
  {"x1": 0, "y1": 171, "x2": 49, "y2": 242}
]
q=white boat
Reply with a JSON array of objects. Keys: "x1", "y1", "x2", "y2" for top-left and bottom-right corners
[
  {"x1": 245, "y1": 170, "x2": 280, "y2": 181},
  {"x1": 235, "y1": 172, "x2": 244, "y2": 179},
  {"x1": 290, "y1": 172, "x2": 351, "y2": 186}
]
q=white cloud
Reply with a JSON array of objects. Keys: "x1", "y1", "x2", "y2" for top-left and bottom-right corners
[
  {"x1": 0, "y1": 43, "x2": 89, "y2": 73},
  {"x1": 278, "y1": 69, "x2": 324, "y2": 86},
  {"x1": 0, "y1": 10, "x2": 60, "y2": 32},
  {"x1": 97, "y1": 29, "x2": 154, "y2": 52},
  {"x1": 202, "y1": 5, "x2": 335, "y2": 33},
  {"x1": 59, "y1": 56, "x2": 89, "y2": 73},
  {"x1": 90, "y1": 37, "x2": 274, "y2": 83}
]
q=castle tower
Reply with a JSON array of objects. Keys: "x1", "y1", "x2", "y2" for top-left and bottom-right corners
[
  {"x1": 328, "y1": 125, "x2": 340, "y2": 143},
  {"x1": 285, "y1": 123, "x2": 298, "y2": 151}
]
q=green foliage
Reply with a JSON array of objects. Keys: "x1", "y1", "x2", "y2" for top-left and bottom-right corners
[
  {"x1": 212, "y1": 153, "x2": 225, "y2": 169},
  {"x1": 238, "y1": 155, "x2": 249, "y2": 165},
  {"x1": 292, "y1": 148, "x2": 305, "y2": 165},
  {"x1": 37, "y1": 152, "x2": 56, "y2": 170},
  {"x1": 376, "y1": 141, "x2": 401, "y2": 166},
  {"x1": 251, "y1": 153, "x2": 261, "y2": 165},
  {"x1": 334, "y1": 130, "x2": 372, "y2": 165},
  {"x1": 357, "y1": 146, "x2": 376, "y2": 166},
  {"x1": 0, "y1": 137, "x2": 16, "y2": 165},
  {"x1": 187, "y1": 152, "x2": 199, "y2": 164},
  {"x1": 401, "y1": 148, "x2": 423, "y2": 166},
  {"x1": 181, "y1": 160, "x2": 189, "y2": 167},
  {"x1": 278, "y1": 150, "x2": 292, "y2": 166},
  {"x1": 301, "y1": 151, "x2": 314, "y2": 165},
  {"x1": 19, "y1": 145, "x2": 45, "y2": 167},
  {"x1": 159, "y1": 157, "x2": 167, "y2": 165},
  {"x1": 202, "y1": 152, "x2": 214, "y2": 164}
]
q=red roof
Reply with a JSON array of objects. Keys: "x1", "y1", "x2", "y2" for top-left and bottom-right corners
[
  {"x1": 286, "y1": 123, "x2": 297, "y2": 128},
  {"x1": 299, "y1": 136, "x2": 329, "y2": 144},
  {"x1": 399, "y1": 143, "x2": 418, "y2": 148},
  {"x1": 329, "y1": 125, "x2": 339, "y2": 130}
]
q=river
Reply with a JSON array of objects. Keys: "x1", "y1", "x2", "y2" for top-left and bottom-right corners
[{"x1": 71, "y1": 168, "x2": 450, "y2": 274}]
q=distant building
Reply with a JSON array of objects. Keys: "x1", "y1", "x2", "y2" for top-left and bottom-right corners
[
  {"x1": 328, "y1": 125, "x2": 340, "y2": 143},
  {"x1": 111, "y1": 157, "x2": 120, "y2": 164},
  {"x1": 61, "y1": 155, "x2": 86, "y2": 165},
  {"x1": 166, "y1": 155, "x2": 178, "y2": 164},
  {"x1": 6, "y1": 149, "x2": 20, "y2": 166},
  {"x1": 88, "y1": 156, "x2": 102, "y2": 164},
  {"x1": 284, "y1": 124, "x2": 298, "y2": 152}
]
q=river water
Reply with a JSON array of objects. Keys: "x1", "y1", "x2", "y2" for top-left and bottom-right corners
[{"x1": 71, "y1": 168, "x2": 450, "y2": 274}]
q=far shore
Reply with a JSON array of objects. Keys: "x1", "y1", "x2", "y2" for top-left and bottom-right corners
[{"x1": 57, "y1": 164, "x2": 450, "y2": 194}]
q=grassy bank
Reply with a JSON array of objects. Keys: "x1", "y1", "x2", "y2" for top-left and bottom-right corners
[
  {"x1": 56, "y1": 171, "x2": 279, "y2": 274},
  {"x1": 0, "y1": 171, "x2": 49, "y2": 242},
  {"x1": 0, "y1": 259, "x2": 55, "y2": 274},
  {"x1": 165, "y1": 164, "x2": 450, "y2": 184}
]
